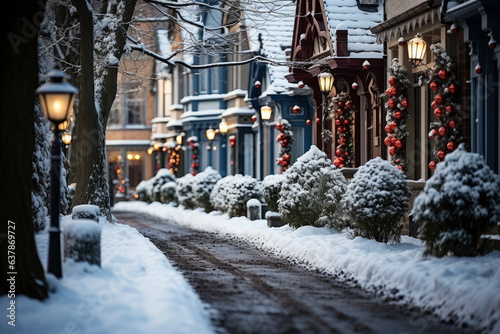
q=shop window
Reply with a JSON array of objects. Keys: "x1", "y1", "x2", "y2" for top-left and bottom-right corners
[{"x1": 126, "y1": 151, "x2": 144, "y2": 188}]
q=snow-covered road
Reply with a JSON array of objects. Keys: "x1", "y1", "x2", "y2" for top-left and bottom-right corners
[{"x1": 114, "y1": 210, "x2": 480, "y2": 334}]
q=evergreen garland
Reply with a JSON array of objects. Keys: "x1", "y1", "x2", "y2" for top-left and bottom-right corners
[
  {"x1": 187, "y1": 136, "x2": 200, "y2": 175},
  {"x1": 419, "y1": 43, "x2": 463, "y2": 171},
  {"x1": 275, "y1": 119, "x2": 294, "y2": 173},
  {"x1": 382, "y1": 58, "x2": 412, "y2": 171},
  {"x1": 330, "y1": 92, "x2": 355, "y2": 168}
]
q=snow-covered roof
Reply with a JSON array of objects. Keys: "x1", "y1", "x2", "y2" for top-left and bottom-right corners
[
  {"x1": 244, "y1": 1, "x2": 297, "y2": 93},
  {"x1": 323, "y1": 0, "x2": 383, "y2": 58}
]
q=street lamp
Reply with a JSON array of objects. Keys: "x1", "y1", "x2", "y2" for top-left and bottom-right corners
[
  {"x1": 205, "y1": 127, "x2": 216, "y2": 166},
  {"x1": 260, "y1": 105, "x2": 272, "y2": 121},
  {"x1": 62, "y1": 133, "x2": 72, "y2": 146},
  {"x1": 317, "y1": 72, "x2": 334, "y2": 153},
  {"x1": 36, "y1": 66, "x2": 78, "y2": 279},
  {"x1": 258, "y1": 105, "x2": 273, "y2": 179},
  {"x1": 407, "y1": 33, "x2": 427, "y2": 66}
]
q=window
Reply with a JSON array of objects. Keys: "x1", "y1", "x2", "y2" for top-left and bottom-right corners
[
  {"x1": 108, "y1": 96, "x2": 121, "y2": 126},
  {"x1": 200, "y1": 55, "x2": 208, "y2": 93},
  {"x1": 126, "y1": 87, "x2": 145, "y2": 125},
  {"x1": 211, "y1": 66, "x2": 219, "y2": 93}
]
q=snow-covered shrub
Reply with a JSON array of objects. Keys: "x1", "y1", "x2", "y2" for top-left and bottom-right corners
[
  {"x1": 210, "y1": 175, "x2": 236, "y2": 213},
  {"x1": 176, "y1": 174, "x2": 197, "y2": 209},
  {"x1": 342, "y1": 157, "x2": 409, "y2": 243},
  {"x1": 193, "y1": 167, "x2": 221, "y2": 212},
  {"x1": 413, "y1": 144, "x2": 500, "y2": 257},
  {"x1": 135, "y1": 169, "x2": 176, "y2": 203},
  {"x1": 225, "y1": 175, "x2": 264, "y2": 218},
  {"x1": 160, "y1": 181, "x2": 177, "y2": 204},
  {"x1": 263, "y1": 174, "x2": 285, "y2": 212},
  {"x1": 278, "y1": 145, "x2": 347, "y2": 229},
  {"x1": 63, "y1": 219, "x2": 101, "y2": 266},
  {"x1": 72, "y1": 204, "x2": 101, "y2": 222},
  {"x1": 210, "y1": 175, "x2": 264, "y2": 217}
]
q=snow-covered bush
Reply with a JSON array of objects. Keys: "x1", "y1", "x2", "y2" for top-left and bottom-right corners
[
  {"x1": 160, "y1": 181, "x2": 177, "y2": 204},
  {"x1": 210, "y1": 175, "x2": 264, "y2": 218},
  {"x1": 176, "y1": 174, "x2": 197, "y2": 209},
  {"x1": 413, "y1": 144, "x2": 500, "y2": 257},
  {"x1": 262, "y1": 174, "x2": 285, "y2": 212},
  {"x1": 135, "y1": 169, "x2": 176, "y2": 203},
  {"x1": 193, "y1": 167, "x2": 221, "y2": 212},
  {"x1": 342, "y1": 157, "x2": 409, "y2": 243},
  {"x1": 278, "y1": 145, "x2": 347, "y2": 229},
  {"x1": 210, "y1": 175, "x2": 236, "y2": 213}
]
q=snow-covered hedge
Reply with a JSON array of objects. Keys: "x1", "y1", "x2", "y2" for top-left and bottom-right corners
[
  {"x1": 160, "y1": 181, "x2": 177, "y2": 204},
  {"x1": 342, "y1": 157, "x2": 410, "y2": 243},
  {"x1": 413, "y1": 144, "x2": 500, "y2": 257},
  {"x1": 262, "y1": 174, "x2": 285, "y2": 212},
  {"x1": 176, "y1": 174, "x2": 197, "y2": 209},
  {"x1": 210, "y1": 175, "x2": 264, "y2": 218},
  {"x1": 193, "y1": 167, "x2": 221, "y2": 212},
  {"x1": 135, "y1": 169, "x2": 176, "y2": 203},
  {"x1": 278, "y1": 145, "x2": 347, "y2": 229}
]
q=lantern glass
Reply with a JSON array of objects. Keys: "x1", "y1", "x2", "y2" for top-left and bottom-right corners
[
  {"x1": 206, "y1": 128, "x2": 216, "y2": 141},
  {"x1": 318, "y1": 72, "x2": 334, "y2": 93},
  {"x1": 219, "y1": 119, "x2": 229, "y2": 134},
  {"x1": 407, "y1": 34, "x2": 427, "y2": 66},
  {"x1": 176, "y1": 134, "x2": 183, "y2": 145},
  {"x1": 154, "y1": 143, "x2": 160, "y2": 150},
  {"x1": 61, "y1": 133, "x2": 72, "y2": 145},
  {"x1": 260, "y1": 106, "x2": 272, "y2": 121}
]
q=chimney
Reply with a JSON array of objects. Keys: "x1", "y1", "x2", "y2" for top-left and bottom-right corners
[{"x1": 335, "y1": 23, "x2": 348, "y2": 57}]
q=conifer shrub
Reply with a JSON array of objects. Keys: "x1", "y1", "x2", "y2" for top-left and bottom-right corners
[
  {"x1": 135, "y1": 168, "x2": 176, "y2": 203},
  {"x1": 412, "y1": 144, "x2": 500, "y2": 257},
  {"x1": 342, "y1": 157, "x2": 410, "y2": 243},
  {"x1": 262, "y1": 174, "x2": 285, "y2": 212},
  {"x1": 160, "y1": 181, "x2": 177, "y2": 204},
  {"x1": 192, "y1": 167, "x2": 222, "y2": 212},
  {"x1": 278, "y1": 145, "x2": 347, "y2": 229},
  {"x1": 175, "y1": 173, "x2": 197, "y2": 209}
]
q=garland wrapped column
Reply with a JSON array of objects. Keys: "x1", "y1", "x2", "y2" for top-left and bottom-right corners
[
  {"x1": 187, "y1": 136, "x2": 199, "y2": 175},
  {"x1": 331, "y1": 92, "x2": 355, "y2": 168},
  {"x1": 275, "y1": 119, "x2": 294, "y2": 173},
  {"x1": 382, "y1": 58, "x2": 412, "y2": 171},
  {"x1": 419, "y1": 43, "x2": 463, "y2": 171}
]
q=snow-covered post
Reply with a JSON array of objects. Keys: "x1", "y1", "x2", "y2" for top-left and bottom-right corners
[
  {"x1": 71, "y1": 204, "x2": 101, "y2": 222},
  {"x1": 247, "y1": 199, "x2": 261, "y2": 221},
  {"x1": 63, "y1": 219, "x2": 101, "y2": 266}
]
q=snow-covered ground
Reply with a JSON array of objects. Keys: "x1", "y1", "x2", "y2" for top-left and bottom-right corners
[
  {"x1": 0, "y1": 215, "x2": 214, "y2": 334},
  {"x1": 114, "y1": 201, "x2": 500, "y2": 333}
]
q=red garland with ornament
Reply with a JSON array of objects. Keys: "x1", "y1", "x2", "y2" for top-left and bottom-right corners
[
  {"x1": 382, "y1": 58, "x2": 412, "y2": 171},
  {"x1": 275, "y1": 119, "x2": 294, "y2": 173},
  {"x1": 187, "y1": 136, "x2": 200, "y2": 175},
  {"x1": 419, "y1": 43, "x2": 463, "y2": 171},
  {"x1": 330, "y1": 92, "x2": 355, "y2": 168}
]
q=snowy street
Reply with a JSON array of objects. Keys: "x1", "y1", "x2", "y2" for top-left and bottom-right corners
[{"x1": 113, "y1": 210, "x2": 480, "y2": 334}]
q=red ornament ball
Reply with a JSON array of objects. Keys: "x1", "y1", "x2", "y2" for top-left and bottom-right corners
[
  {"x1": 445, "y1": 105, "x2": 454, "y2": 114},
  {"x1": 292, "y1": 105, "x2": 302, "y2": 113},
  {"x1": 438, "y1": 69, "x2": 448, "y2": 80},
  {"x1": 385, "y1": 124, "x2": 393, "y2": 134},
  {"x1": 275, "y1": 122, "x2": 281, "y2": 130},
  {"x1": 254, "y1": 80, "x2": 261, "y2": 88},
  {"x1": 394, "y1": 110, "x2": 403, "y2": 119},
  {"x1": 384, "y1": 137, "x2": 392, "y2": 146},
  {"x1": 448, "y1": 83, "x2": 456, "y2": 94},
  {"x1": 397, "y1": 165, "x2": 404, "y2": 171},
  {"x1": 475, "y1": 64, "x2": 482, "y2": 74},
  {"x1": 298, "y1": 81, "x2": 305, "y2": 88},
  {"x1": 251, "y1": 115, "x2": 257, "y2": 122},
  {"x1": 336, "y1": 149, "x2": 342, "y2": 156},
  {"x1": 344, "y1": 119, "x2": 350, "y2": 125},
  {"x1": 434, "y1": 107, "x2": 443, "y2": 118},
  {"x1": 401, "y1": 99, "x2": 409, "y2": 108},
  {"x1": 388, "y1": 76, "x2": 396, "y2": 86},
  {"x1": 431, "y1": 101, "x2": 438, "y2": 110},
  {"x1": 430, "y1": 81, "x2": 439, "y2": 92},
  {"x1": 306, "y1": 119, "x2": 312, "y2": 126},
  {"x1": 335, "y1": 119, "x2": 341, "y2": 126},
  {"x1": 429, "y1": 161, "x2": 437, "y2": 171},
  {"x1": 390, "y1": 121, "x2": 398, "y2": 130},
  {"x1": 337, "y1": 108, "x2": 344, "y2": 116},
  {"x1": 352, "y1": 82, "x2": 358, "y2": 90},
  {"x1": 447, "y1": 141, "x2": 456, "y2": 152},
  {"x1": 434, "y1": 94, "x2": 444, "y2": 105},
  {"x1": 389, "y1": 146, "x2": 396, "y2": 156},
  {"x1": 437, "y1": 150, "x2": 446, "y2": 160},
  {"x1": 316, "y1": 118, "x2": 320, "y2": 124},
  {"x1": 386, "y1": 86, "x2": 399, "y2": 97},
  {"x1": 449, "y1": 120, "x2": 456, "y2": 129},
  {"x1": 391, "y1": 136, "x2": 398, "y2": 145},
  {"x1": 387, "y1": 98, "x2": 396, "y2": 109},
  {"x1": 438, "y1": 126, "x2": 448, "y2": 137},
  {"x1": 345, "y1": 102, "x2": 352, "y2": 109},
  {"x1": 395, "y1": 139, "x2": 403, "y2": 148}
]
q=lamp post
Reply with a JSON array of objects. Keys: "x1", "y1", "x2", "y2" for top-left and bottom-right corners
[
  {"x1": 407, "y1": 33, "x2": 427, "y2": 66},
  {"x1": 317, "y1": 72, "x2": 334, "y2": 153},
  {"x1": 206, "y1": 127, "x2": 216, "y2": 166},
  {"x1": 259, "y1": 105, "x2": 272, "y2": 179},
  {"x1": 36, "y1": 66, "x2": 78, "y2": 279}
]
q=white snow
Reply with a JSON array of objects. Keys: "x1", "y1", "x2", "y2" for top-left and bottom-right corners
[
  {"x1": 113, "y1": 201, "x2": 500, "y2": 333},
  {"x1": 0, "y1": 215, "x2": 214, "y2": 334}
]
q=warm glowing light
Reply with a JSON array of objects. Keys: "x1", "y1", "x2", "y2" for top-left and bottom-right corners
[
  {"x1": 61, "y1": 133, "x2": 72, "y2": 145},
  {"x1": 407, "y1": 33, "x2": 427, "y2": 66},
  {"x1": 260, "y1": 106, "x2": 272, "y2": 121},
  {"x1": 206, "y1": 127, "x2": 216, "y2": 141},
  {"x1": 127, "y1": 154, "x2": 133, "y2": 160},
  {"x1": 219, "y1": 119, "x2": 229, "y2": 134},
  {"x1": 318, "y1": 72, "x2": 334, "y2": 94},
  {"x1": 135, "y1": 154, "x2": 140, "y2": 160},
  {"x1": 176, "y1": 135, "x2": 183, "y2": 145},
  {"x1": 154, "y1": 143, "x2": 160, "y2": 150},
  {"x1": 147, "y1": 148, "x2": 153, "y2": 155}
]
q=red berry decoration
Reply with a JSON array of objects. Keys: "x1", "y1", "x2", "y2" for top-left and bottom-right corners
[
  {"x1": 447, "y1": 141, "x2": 456, "y2": 152},
  {"x1": 438, "y1": 126, "x2": 447, "y2": 137},
  {"x1": 388, "y1": 76, "x2": 396, "y2": 86},
  {"x1": 345, "y1": 102, "x2": 352, "y2": 109},
  {"x1": 397, "y1": 165, "x2": 404, "y2": 171},
  {"x1": 390, "y1": 122, "x2": 398, "y2": 130},
  {"x1": 394, "y1": 110, "x2": 402, "y2": 119},
  {"x1": 389, "y1": 146, "x2": 396, "y2": 156},
  {"x1": 445, "y1": 105, "x2": 453, "y2": 114},
  {"x1": 335, "y1": 119, "x2": 341, "y2": 126},
  {"x1": 448, "y1": 83, "x2": 456, "y2": 94},
  {"x1": 336, "y1": 149, "x2": 342, "y2": 156},
  {"x1": 306, "y1": 119, "x2": 312, "y2": 126},
  {"x1": 434, "y1": 94, "x2": 444, "y2": 105},
  {"x1": 391, "y1": 136, "x2": 397, "y2": 145},
  {"x1": 386, "y1": 86, "x2": 398, "y2": 97},
  {"x1": 343, "y1": 119, "x2": 350, "y2": 125},
  {"x1": 337, "y1": 108, "x2": 343, "y2": 115},
  {"x1": 431, "y1": 101, "x2": 438, "y2": 110},
  {"x1": 385, "y1": 124, "x2": 393, "y2": 134},
  {"x1": 429, "y1": 161, "x2": 437, "y2": 171},
  {"x1": 437, "y1": 150, "x2": 446, "y2": 160},
  {"x1": 387, "y1": 98, "x2": 396, "y2": 109},
  {"x1": 434, "y1": 107, "x2": 442, "y2": 118},
  {"x1": 430, "y1": 81, "x2": 439, "y2": 92},
  {"x1": 449, "y1": 120, "x2": 456, "y2": 129},
  {"x1": 438, "y1": 69, "x2": 447, "y2": 80},
  {"x1": 275, "y1": 122, "x2": 281, "y2": 130},
  {"x1": 401, "y1": 99, "x2": 409, "y2": 108},
  {"x1": 395, "y1": 140, "x2": 403, "y2": 148}
]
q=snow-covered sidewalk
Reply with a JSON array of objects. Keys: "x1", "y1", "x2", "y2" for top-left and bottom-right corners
[
  {"x1": 0, "y1": 215, "x2": 214, "y2": 334},
  {"x1": 114, "y1": 201, "x2": 500, "y2": 333}
]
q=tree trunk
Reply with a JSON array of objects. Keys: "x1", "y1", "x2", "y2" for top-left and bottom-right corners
[
  {"x1": 0, "y1": 1, "x2": 48, "y2": 299},
  {"x1": 71, "y1": 0, "x2": 136, "y2": 219}
]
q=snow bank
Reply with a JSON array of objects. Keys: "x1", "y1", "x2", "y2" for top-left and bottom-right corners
[
  {"x1": 114, "y1": 201, "x2": 500, "y2": 333},
  {"x1": 0, "y1": 215, "x2": 213, "y2": 334}
]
